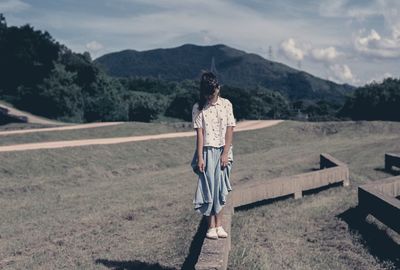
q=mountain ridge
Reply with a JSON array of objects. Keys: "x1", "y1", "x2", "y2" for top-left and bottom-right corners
[{"x1": 95, "y1": 43, "x2": 354, "y2": 102}]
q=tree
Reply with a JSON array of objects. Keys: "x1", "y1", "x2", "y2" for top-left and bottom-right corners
[
  {"x1": 128, "y1": 91, "x2": 168, "y2": 122},
  {"x1": 118, "y1": 77, "x2": 177, "y2": 95},
  {"x1": 83, "y1": 73, "x2": 128, "y2": 122},
  {"x1": 35, "y1": 63, "x2": 84, "y2": 122},
  {"x1": 0, "y1": 13, "x2": 6, "y2": 31},
  {"x1": 339, "y1": 78, "x2": 400, "y2": 121},
  {"x1": 0, "y1": 22, "x2": 60, "y2": 96},
  {"x1": 165, "y1": 80, "x2": 198, "y2": 121},
  {"x1": 222, "y1": 85, "x2": 290, "y2": 120}
]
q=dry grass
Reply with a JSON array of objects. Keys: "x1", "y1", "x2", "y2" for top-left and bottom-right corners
[
  {"x1": 0, "y1": 120, "x2": 399, "y2": 269},
  {"x1": 0, "y1": 122, "x2": 56, "y2": 131},
  {"x1": 0, "y1": 122, "x2": 192, "y2": 146},
  {"x1": 0, "y1": 134, "x2": 199, "y2": 269},
  {"x1": 228, "y1": 121, "x2": 400, "y2": 270}
]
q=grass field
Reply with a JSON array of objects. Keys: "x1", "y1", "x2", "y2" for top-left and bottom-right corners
[
  {"x1": 0, "y1": 123, "x2": 57, "y2": 131},
  {"x1": 0, "y1": 122, "x2": 192, "y2": 146},
  {"x1": 1, "y1": 120, "x2": 400, "y2": 269},
  {"x1": 228, "y1": 121, "x2": 400, "y2": 270}
]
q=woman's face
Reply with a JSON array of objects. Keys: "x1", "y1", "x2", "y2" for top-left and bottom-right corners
[{"x1": 205, "y1": 85, "x2": 220, "y2": 100}]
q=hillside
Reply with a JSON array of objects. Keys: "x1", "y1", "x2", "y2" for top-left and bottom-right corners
[{"x1": 95, "y1": 44, "x2": 354, "y2": 102}]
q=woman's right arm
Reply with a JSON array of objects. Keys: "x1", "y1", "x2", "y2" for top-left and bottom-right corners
[{"x1": 196, "y1": 128, "x2": 205, "y2": 172}]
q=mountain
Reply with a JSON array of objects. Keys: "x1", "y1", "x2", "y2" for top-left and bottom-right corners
[{"x1": 95, "y1": 44, "x2": 354, "y2": 102}]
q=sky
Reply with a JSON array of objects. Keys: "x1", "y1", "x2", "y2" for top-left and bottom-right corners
[{"x1": 1, "y1": 0, "x2": 400, "y2": 86}]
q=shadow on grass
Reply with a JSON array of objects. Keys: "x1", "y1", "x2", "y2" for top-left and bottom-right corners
[
  {"x1": 95, "y1": 259, "x2": 176, "y2": 270},
  {"x1": 234, "y1": 194, "x2": 293, "y2": 211},
  {"x1": 95, "y1": 216, "x2": 208, "y2": 270},
  {"x1": 181, "y1": 216, "x2": 208, "y2": 269},
  {"x1": 338, "y1": 207, "x2": 400, "y2": 268},
  {"x1": 234, "y1": 182, "x2": 344, "y2": 212},
  {"x1": 374, "y1": 167, "x2": 400, "y2": 176},
  {"x1": 303, "y1": 181, "x2": 343, "y2": 196}
]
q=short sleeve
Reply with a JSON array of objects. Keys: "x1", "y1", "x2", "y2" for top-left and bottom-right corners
[
  {"x1": 192, "y1": 103, "x2": 203, "y2": 129},
  {"x1": 226, "y1": 100, "x2": 236, "y2": 127},
  {"x1": 226, "y1": 100, "x2": 236, "y2": 126}
]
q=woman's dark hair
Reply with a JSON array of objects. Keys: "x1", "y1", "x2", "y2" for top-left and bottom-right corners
[{"x1": 198, "y1": 71, "x2": 220, "y2": 110}]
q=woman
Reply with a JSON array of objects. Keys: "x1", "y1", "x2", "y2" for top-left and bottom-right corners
[{"x1": 191, "y1": 71, "x2": 236, "y2": 239}]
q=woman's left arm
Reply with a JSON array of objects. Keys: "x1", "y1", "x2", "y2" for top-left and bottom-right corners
[
  {"x1": 221, "y1": 100, "x2": 236, "y2": 168},
  {"x1": 221, "y1": 127, "x2": 234, "y2": 167}
]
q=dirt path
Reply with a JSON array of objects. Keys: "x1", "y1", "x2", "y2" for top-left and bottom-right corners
[
  {"x1": 0, "y1": 120, "x2": 283, "y2": 153},
  {"x1": 0, "y1": 122, "x2": 123, "y2": 136}
]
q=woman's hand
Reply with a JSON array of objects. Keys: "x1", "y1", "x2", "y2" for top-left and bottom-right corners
[
  {"x1": 220, "y1": 152, "x2": 229, "y2": 169},
  {"x1": 197, "y1": 158, "x2": 205, "y2": 173}
]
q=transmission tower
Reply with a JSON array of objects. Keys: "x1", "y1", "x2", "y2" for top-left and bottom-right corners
[
  {"x1": 268, "y1": 45, "x2": 273, "y2": 60},
  {"x1": 210, "y1": 56, "x2": 218, "y2": 74}
]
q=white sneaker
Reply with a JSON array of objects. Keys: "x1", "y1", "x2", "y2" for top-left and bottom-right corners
[
  {"x1": 206, "y1": 227, "x2": 218, "y2": 239},
  {"x1": 216, "y1": 226, "x2": 228, "y2": 238}
]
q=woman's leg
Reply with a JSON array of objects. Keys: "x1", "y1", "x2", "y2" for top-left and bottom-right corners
[
  {"x1": 207, "y1": 215, "x2": 216, "y2": 228},
  {"x1": 215, "y1": 208, "x2": 223, "y2": 227}
]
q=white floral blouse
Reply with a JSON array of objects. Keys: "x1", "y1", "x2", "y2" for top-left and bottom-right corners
[{"x1": 192, "y1": 96, "x2": 236, "y2": 147}]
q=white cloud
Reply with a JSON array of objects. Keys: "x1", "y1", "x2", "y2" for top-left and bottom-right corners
[
  {"x1": 329, "y1": 64, "x2": 357, "y2": 84},
  {"x1": 318, "y1": 0, "x2": 385, "y2": 20},
  {"x1": 280, "y1": 38, "x2": 305, "y2": 61},
  {"x1": 357, "y1": 29, "x2": 381, "y2": 46},
  {"x1": 310, "y1": 46, "x2": 339, "y2": 62},
  {"x1": 318, "y1": 0, "x2": 400, "y2": 59},
  {"x1": 354, "y1": 28, "x2": 400, "y2": 58},
  {"x1": 3, "y1": 0, "x2": 398, "y2": 85},
  {"x1": 280, "y1": 38, "x2": 340, "y2": 64},
  {"x1": 86, "y1": 41, "x2": 104, "y2": 51},
  {"x1": 24, "y1": 0, "x2": 326, "y2": 53},
  {"x1": 0, "y1": 0, "x2": 30, "y2": 13}
]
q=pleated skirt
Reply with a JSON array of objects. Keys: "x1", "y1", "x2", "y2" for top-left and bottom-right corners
[{"x1": 192, "y1": 145, "x2": 233, "y2": 216}]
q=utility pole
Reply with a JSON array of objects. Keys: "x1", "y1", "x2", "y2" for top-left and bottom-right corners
[
  {"x1": 268, "y1": 45, "x2": 273, "y2": 60},
  {"x1": 210, "y1": 56, "x2": 218, "y2": 74}
]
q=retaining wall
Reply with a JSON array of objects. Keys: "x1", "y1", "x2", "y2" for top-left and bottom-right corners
[
  {"x1": 358, "y1": 175, "x2": 400, "y2": 234},
  {"x1": 385, "y1": 153, "x2": 400, "y2": 171},
  {"x1": 232, "y1": 153, "x2": 349, "y2": 208}
]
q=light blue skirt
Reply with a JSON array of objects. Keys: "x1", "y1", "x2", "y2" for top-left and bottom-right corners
[{"x1": 191, "y1": 145, "x2": 233, "y2": 216}]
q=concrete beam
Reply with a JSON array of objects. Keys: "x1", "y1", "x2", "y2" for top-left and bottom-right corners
[
  {"x1": 385, "y1": 153, "x2": 400, "y2": 171},
  {"x1": 232, "y1": 154, "x2": 349, "y2": 207},
  {"x1": 195, "y1": 200, "x2": 233, "y2": 270},
  {"x1": 194, "y1": 153, "x2": 349, "y2": 270},
  {"x1": 358, "y1": 176, "x2": 400, "y2": 234}
]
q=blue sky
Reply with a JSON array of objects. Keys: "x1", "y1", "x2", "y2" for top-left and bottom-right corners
[{"x1": 1, "y1": 0, "x2": 400, "y2": 86}]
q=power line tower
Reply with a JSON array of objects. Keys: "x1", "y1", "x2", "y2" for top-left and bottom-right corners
[
  {"x1": 268, "y1": 45, "x2": 273, "y2": 60},
  {"x1": 210, "y1": 56, "x2": 218, "y2": 74}
]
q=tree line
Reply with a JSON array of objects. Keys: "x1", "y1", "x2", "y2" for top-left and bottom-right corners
[
  {"x1": 0, "y1": 14, "x2": 295, "y2": 123},
  {"x1": 1, "y1": 14, "x2": 399, "y2": 123},
  {"x1": 339, "y1": 78, "x2": 400, "y2": 121}
]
